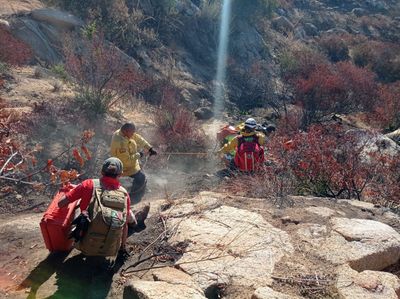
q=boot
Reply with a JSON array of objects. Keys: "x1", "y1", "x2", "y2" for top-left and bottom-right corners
[{"x1": 129, "y1": 203, "x2": 150, "y2": 229}]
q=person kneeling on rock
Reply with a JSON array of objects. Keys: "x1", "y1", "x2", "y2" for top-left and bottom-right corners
[{"x1": 58, "y1": 157, "x2": 149, "y2": 259}]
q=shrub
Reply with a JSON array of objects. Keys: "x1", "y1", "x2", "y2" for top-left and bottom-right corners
[
  {"x1": 293, "y1": 61, "x2": 378, "y2": 127},
  {"x1": 373, "y1": 82, "x2": 400, "y2": 130},
  {"x1": 51, "y1": 64, "x2": 69, "y2": 81},
  {"x1": 279, "y1": 45, "x2": 328, "y2": 82},
  {"x1": 48, "y1": 0, "x2": 160, "y2": 52},
  {"x1": 153, "y1": 86, "x2": 206, "y2": 152},
  {"x1": 0, "y1": 25, "x2": 33, "y2": 66},
  {"x1": 64, "y1": 32, "x2": 150, "y2": 117},
  {"x1": 352, "y1": 41, "x2": 400, "y2": 83},
  {"x1": 318, "y1": 34, "x2": 350, "y2": 62},
  {"x1": 266, "y1": 125, "x2": 395, "y2": 201},
  {"x1": 227, "y1": 60, "x2": 275, "y2": 111}
]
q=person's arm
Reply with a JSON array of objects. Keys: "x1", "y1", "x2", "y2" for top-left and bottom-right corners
[
  {"x1": 58, "y1": 184, "x2": 84, "y2": 208},
  {"x1": 218, "y1": 137, "x2": 239, "y2": 154},
  {"x1": 110, "y1": 135, "x2": 119, "y2": 157},
  {"x1": 133, "y1": 134, "x2": 152, "y2": 151},
  {"x1": 257, "y1": 133, "x2": 266, "y2": 146},
  {"x1": 57, "y1": 180, "x2": 93, "y2": 210}
]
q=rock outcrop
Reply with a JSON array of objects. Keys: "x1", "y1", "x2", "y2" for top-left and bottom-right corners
[
  {"x1": 336, "y1": 265, "x2": 400, "y2": 299},
  {"x1": 164, "y1": 199, "x2": 294, "y2": 290},
  {"x1": 298, "y1": 218, "x2": 400, "y2": 271},
  {"x1": 9, "y1": 9, "x2": 83, "y2": 64}
]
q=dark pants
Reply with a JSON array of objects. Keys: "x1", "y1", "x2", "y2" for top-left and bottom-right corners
[{"x1": 129, "y1": 171, "x2": 147, "y2": 204}]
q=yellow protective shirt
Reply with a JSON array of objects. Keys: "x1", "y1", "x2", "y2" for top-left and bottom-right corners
[
  {"x1": 110, "y1": 129, "x2": 152, "y2": 176},
  {"x1": 219, "y1": 131, "x2": 265, "y2": 154}
]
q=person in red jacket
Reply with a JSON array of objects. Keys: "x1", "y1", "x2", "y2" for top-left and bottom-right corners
[{"x1": 58, "y1": 157, "x2": 136, "y2": 255}]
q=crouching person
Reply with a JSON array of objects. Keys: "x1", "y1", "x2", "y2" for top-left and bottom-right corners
[{"x1": 58, "y1": 157, "x2": 134, "y2": 259}]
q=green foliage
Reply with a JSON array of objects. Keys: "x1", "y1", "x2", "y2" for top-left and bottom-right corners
[
  {"x1": 81, "y1": 21, "x2": 97, "y2": 39},
  {"x1": 74, "y1": 90, "x2": 111, "y2": 117},
  {"x1": 232, "y1": 0, "x2": 277, "y2": 20},
  {"x1": 50, "y1": 64, "x2": 69, "y2": 81},
  {"x1": 278, "y1": 50, "x2": 298, "y2": 76}
]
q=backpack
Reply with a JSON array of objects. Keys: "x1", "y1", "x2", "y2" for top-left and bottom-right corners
[
  {"x1": 75, "y1": 179, "x2": 128, "y2": 257},
  {"x1": 234, "y1": 135, "x2": 265, "y2": 172}
]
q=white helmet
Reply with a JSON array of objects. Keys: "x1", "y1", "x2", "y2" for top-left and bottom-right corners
[{"x1": 244, "y1": 118, "x2": 257, "y2": 129}]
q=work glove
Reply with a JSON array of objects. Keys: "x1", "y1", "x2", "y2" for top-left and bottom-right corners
[
  {"x1": 148, "y1": 148, "x2": 157, "y2": 156},
  {"x1": 69, "y1": 211, "x2": 90, "y2": 242},
  {"x1": 139, "y1": 151, "x2": 144, "y2": 158}
]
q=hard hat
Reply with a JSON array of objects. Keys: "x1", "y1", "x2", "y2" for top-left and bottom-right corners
[
  {"x1": 102, "y1": 157, "x2": 123, "y2": 175},
  {"x1": 244, "y1": 118, "x2": 257, "y2": 129}
]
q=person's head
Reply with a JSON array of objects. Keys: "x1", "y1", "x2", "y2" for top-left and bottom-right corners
[
  {"x1": 244, "y1": 118, "x2": 257, "y2": 133},
  {"x1": 101, "y1": 157, "x2": 123, "y2": 178},
  {"x1": 121, "y1": 123, "x2": 136, "y2": 138}
]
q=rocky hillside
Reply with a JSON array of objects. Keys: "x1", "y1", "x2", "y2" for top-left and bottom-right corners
[
  {"x1": 0, "y1": 1, "x2": 400, "y2": 299},
  {"x1": 2, "y1": 0, "x2": 400, "y2": 118}
]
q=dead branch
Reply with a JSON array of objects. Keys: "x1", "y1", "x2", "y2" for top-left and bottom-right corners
[{"x1": 0, "y1": 151, "x2": 18, "y2": 175}]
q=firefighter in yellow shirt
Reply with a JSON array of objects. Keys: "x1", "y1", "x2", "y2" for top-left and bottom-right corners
[{"x1": 110, "y1": 123, "x2": 157, "y2": 203}]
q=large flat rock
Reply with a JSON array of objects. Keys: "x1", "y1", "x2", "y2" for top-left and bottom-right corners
[
  {"x1": 299, "y1": 218, "x2": 400, "y2": 271},
  {"x1": 151, "y1": 267, "x2": 203, "y2": 294},
  {"x1": 166, "y1": 204, "x2": 294, "y2": 290},
  {"x1": 123, "y1": 280, "x2": 206, "y2": 299}
]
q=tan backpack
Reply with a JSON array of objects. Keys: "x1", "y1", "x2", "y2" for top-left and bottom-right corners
[{"x1": 76, "y1": 179, "x2": 128, "y2": 257}]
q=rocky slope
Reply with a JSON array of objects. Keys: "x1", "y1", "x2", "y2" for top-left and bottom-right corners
[{"x1": 1, "y1": 192, "x2": 400, "y2": 298}]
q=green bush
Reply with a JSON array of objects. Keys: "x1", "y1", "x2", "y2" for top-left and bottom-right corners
[{"x1": 50, "y1": 64, "x2": 69, "y2": 81}]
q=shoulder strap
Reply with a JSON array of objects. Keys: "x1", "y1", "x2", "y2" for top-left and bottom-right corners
[
  {"x1": 237, "y1": 135, "x2": 245, "y2": 148},
  {"x1": 252, "y1": 135, "x2": 260, "y2": 145}
]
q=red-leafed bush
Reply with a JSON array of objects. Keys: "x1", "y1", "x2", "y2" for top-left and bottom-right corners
[
  {"x1": 0, "y1": 100, "x2": 95, "y2": 193},
  {"x1": 279, "y1": 45, "x2": 328, "y2": 82},
  {"x1": 294, "y1": 61, "x2": 378, "y2": 127},
  {"x1": 352, "y1": 41, "x2": 400, "y2": 83},
  {"x1": 0, "y1": 25, "x2": 33, "y2": 66},
  {"x1": 153, "y1": 86, "x2": 206, "y2": 152},
  {"x1": 373, "y1": 82, "x2": 400, "y2": 130},
  {"x1": 223, "y1": 124, "x2": 399, "y2": 207},
  {"x1": 65, "y1": 32, "x2": 150, "y2": 116}
]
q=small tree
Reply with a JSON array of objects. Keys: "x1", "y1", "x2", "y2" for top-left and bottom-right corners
[{"x1": 65, "y1": 31, "x2": 150, "y2": 117}]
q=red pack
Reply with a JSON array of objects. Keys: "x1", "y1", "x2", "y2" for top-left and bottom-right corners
[
  {"x1": 234, "y1": 135, "x2": 265, "y2": 172},
  {"x1": 40, "y1": 184, "x2": 78, "y2": 252}
]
